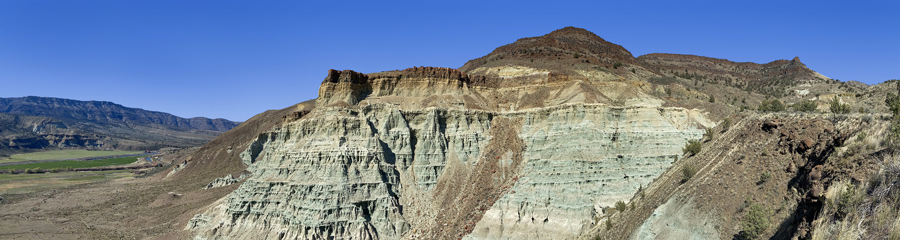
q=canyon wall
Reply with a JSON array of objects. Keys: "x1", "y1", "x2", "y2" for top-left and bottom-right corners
[{"x1": 187, "y1": 67, "x2": 713, "y2": 239}]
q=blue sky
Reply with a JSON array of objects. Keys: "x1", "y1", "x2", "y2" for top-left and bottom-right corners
[{"x1": 1, "y1": 1, "x2": 897, "y2": 121}]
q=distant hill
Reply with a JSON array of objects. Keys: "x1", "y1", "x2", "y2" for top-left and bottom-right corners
[{"x1": 0, "y1": 96, "x2": 240, "y2": 155}]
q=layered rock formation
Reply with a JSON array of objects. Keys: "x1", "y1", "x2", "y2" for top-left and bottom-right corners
[
  {"x1": 182, "y1": 26, "x2": 885, "y2": 240},
  {"x1": 187, "y1": 64, "x2": 713, "y2": 239}
]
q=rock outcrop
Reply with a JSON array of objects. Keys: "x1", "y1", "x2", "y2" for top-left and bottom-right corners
[{"x1": 187, "y1": 66, "x2": 713, "y2": 239}]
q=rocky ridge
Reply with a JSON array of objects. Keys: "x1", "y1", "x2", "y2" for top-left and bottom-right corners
[{"x1": 0, "y1": 96, "x2": 241, "y2": 154}]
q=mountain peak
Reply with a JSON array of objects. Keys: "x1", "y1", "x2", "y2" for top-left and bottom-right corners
[
  {"x1": 459, "y1": 27, "x2": 635, "y2": 75},
  {"x1": 546, "y1": 26, "x2": 600, "y2": 38}
]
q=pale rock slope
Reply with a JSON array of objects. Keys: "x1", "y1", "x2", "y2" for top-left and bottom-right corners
[{"x1": 187, "y1": 64, "x2": 713, "y2": 239}]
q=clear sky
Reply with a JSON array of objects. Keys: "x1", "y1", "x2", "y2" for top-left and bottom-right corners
[{"x1": 1, "y1": 1, "x2": 897, "y2": 121}]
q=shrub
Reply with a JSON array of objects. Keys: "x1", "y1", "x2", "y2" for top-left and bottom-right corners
[
  {"x1": 683, "y1": 140, "x2": 702, "y2": 156},
  {"x1": 738, "y1": 203, "x2": 770, "y2": 240},
  {"x1": 758, "y1": 99, "x2": 786, "y2": 112},
  {"x1": 758, "y1": 172, "x2": 771, "y2": 184},
  {"x1": 681, "y1": 164, "x2": 697, "y2": 183},
  {"x1": 858, "y1": 131, "x2": 868, "y2": 142},
  {"x1": 792, "y1": 100, "x2": 818, "y2": 112},
  {"x1": 615, "y1": 201, "x2": 627, "y2": 212},
  {"x1": 886, "y1": 83, "x2": 900, "y2": 116},
  {"x1": 709, "y1": 95, "x2": 716, "y2": 103},
  {"x1": 703, "y1": 128, "x2": 715, "y2": 141},
  {"x1": 836, "y1": 184, "x2": 861, "y2": 219},
  {"x1": 721, "y1": 118, "x2": 732, "y2": 132},
  {"x1": 613, "y1": 61, "x2": 623, "y2": 69},
  {"x1": 830, "y1": 96, "x2": 851, "y2": 114}
]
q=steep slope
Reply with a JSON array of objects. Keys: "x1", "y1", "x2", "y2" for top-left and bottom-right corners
[
  {"x1": 172, "y1": 27, "x2": 894, "y2": 240},
  {"x1": 0, "y1": 96, "x2": 241, "y2": 153},
  {"x1": 588, "y1": 113, "x2": 889, "y2": 240},
  {"x1": 186, "y1": 66, "x2": 713, "y2": 239}
]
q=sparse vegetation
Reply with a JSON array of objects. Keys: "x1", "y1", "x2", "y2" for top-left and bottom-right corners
[
  {"x1": 835, "y1": 183, "x2": 861, "y2": 219},
  {"x1": 885, "y1": 83, "x2": 900, "y2": 146},
  {"x1": 887, "y1": 83, "x2": 900, "y2": 116},
  {"x1": 737, "y1": 203, "x2": 770, "y2": 240},
  {"x1": 681, "y1": 164, "x2": 697, "y2": 183},
  {"x1": 683, "y1": 140, "x2": 701, "y2": 156},
  {"x1": 703, "y1": 128, "x2": 715, "y2": 141},
  {"x1": 758, "y1": 99, "x2": 786, "y2": 112},
  {"x1": 720, "y1": 118, "x2": 733, "y2": 132},
  {"x1": 757, "y1": 172, "x2": 771, "y2": 184},
  {"x1": 648, "y1": 76, "x2": 677, "y2": 85},
  {"x1": 829, "y1": 96, "x2": 851, "y2": 114},
  {"x1": 792, "y1": 100, "x2": 818, "y2": 112},
  {"x1": 615, "y1": 201, "x2": 627, "y2": 212}
]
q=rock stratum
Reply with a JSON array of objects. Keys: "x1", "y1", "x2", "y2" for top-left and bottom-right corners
[
  {"x1": 187, "y1": 61, "x2": 713, "y2": 239},
  {"x1": 166, "y1": 27, "x2": 895, "y2": 240}
]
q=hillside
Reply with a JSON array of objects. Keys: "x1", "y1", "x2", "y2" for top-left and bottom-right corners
[
  {"x1": 1, "y1": 26, "x2": 896, "y2": 240},
  {"x1": 0, "y1": 96, "x2": 240, "y2": 155},
  {"x1": 158, "y1": 27, "x2": 900, "y2": 240}
]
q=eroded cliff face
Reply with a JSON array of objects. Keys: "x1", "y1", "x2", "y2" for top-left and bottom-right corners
[{"x1": 187, "y1": 67, "x2": 713, "y2": 239}]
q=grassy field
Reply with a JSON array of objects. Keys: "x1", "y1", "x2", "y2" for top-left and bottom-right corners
[
  {"x1": 0, "y1": 170, "x2": 134, "y2": 195},
  {"x1": 0, "y1": 169, "x2": 132, "y2": 182},
  {"x1": 0, "y1": 156, "x2": 143, "y2": 170},
  {"x1": 0, "y1": 150, "x2": 142, "y2": 164}
]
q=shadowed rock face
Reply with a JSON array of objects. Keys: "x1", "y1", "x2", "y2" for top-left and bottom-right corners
[{"x1": 187, "y1": 65, "x2": 713, "y2": 239}]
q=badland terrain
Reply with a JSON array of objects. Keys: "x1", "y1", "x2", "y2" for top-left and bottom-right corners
[{"x1": 2, "y1": 27, "x2": 899, "y2": 240}]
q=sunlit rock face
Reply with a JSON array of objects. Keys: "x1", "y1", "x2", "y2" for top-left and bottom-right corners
[{"x1": 187, "y1": 67, "x2": 712, "y2": 240}]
